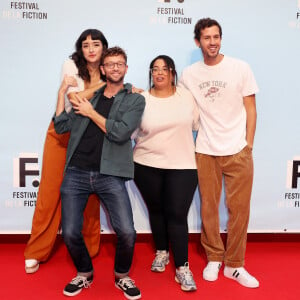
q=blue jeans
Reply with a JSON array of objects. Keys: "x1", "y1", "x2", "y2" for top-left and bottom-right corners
[{"x1": 60, "y1": 166, "x2": 136, "y2": 276}]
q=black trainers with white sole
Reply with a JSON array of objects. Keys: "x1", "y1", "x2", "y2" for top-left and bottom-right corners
[
  {"x1": 63, "y1": 274, "x2": 93, "y2": 296},
  {"x1": 115, "y1": 276, "x2": 141, "y2": 300}
]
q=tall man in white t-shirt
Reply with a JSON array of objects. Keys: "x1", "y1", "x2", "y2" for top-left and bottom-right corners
[{"x1": 179, "y1": 18, "x2": 259, "y2": 288}]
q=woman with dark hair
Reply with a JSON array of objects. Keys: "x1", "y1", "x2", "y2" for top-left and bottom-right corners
[
  {"x1": 24, "y1": 29, "x2": 108, "y2": 274},
  {"x1": 133, "y1": 55, "x2": 199, "y2": 292}
]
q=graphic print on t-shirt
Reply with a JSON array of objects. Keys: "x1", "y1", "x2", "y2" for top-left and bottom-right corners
[{"x1": 199, "y1": 80, "x2": 227, "y2": 102}]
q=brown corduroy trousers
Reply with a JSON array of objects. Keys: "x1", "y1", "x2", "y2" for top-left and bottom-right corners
[
  {"x1": 24, "y1": 121, "x2": 101, "y2": 262},
  {"x1": 196, "y1": 146, "x2": 253, "y2": 268}
]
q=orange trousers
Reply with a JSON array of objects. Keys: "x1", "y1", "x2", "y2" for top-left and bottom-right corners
[{"x1": 24, "y1": 121, "x2": 100, "y2": 261}]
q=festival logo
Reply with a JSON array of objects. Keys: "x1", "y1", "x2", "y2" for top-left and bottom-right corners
[
  {"x1": 2, "y1": 1, "x2": 48, "y2": 20},
  {"x1": 286, "y1": 157, "x2": 300, "y2": 189},
  {"x1": 278, "y1": 156, "x2": 300, "y2": 209},
  {"x1": 10, "y1": 153, "x2": 40, "y2": 208},
  {"x1": 151, "y1": 0, "x2": 192, "y2": 25},
  {"x1": 13, "y1": 153, "x2": 40, "y2": 188},
  {"x1": 288, "y1": 0, "x2": 300, "y2": 29}
]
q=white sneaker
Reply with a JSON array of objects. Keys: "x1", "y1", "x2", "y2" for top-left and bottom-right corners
[
  {"x1": 203, "y1": 261, "x2": 222, "y2": 281},
  {"x1": 224, "y1": 266, "x2": 259, "y2": 288},
  {"x1": 25, "y1": 259, "x2": 39, "y2": 274},
  {"x1": 151, "y1": 250, "x2": 169, "y2": 272}
]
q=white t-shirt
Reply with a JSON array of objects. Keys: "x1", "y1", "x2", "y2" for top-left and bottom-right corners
[
  {"x1": 133, "y1": 86, "x2": 199, "y2": 169},
  {"x1": 60, "y1": 59, "x2": 84, "y2": 113},
  {"x1": 179, "y1": 55, "x2": 259, "y2": 156}
]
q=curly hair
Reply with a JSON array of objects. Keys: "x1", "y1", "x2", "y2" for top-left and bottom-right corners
[
  {"x1": 194, "y1": 18, "x2": 222, "y2": 41},
  {"x1": 100, "y1": 46, "x2": 127, "y2": 65}
]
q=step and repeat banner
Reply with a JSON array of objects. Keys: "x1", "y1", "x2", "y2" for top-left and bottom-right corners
[{"x1": 0, "y1": 0, "x2": 299, "y2": 233}]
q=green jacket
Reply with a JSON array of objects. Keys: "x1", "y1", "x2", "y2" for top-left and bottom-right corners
[{"x1": 53, "y1": 83, "x2": 145, "y2": 179}]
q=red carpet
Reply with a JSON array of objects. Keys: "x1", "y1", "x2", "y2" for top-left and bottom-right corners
[{"x1": 0, "y1": 236, "x2": 299, "y2": 300}]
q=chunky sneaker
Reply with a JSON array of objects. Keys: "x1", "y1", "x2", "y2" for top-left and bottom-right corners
[
  {"x1": 63, "y1": 274, "x2": 93, "y2": 296},
  {"x1": 151, "y1": 250, "x2": 169, "y2": 272},
  {"x1": 224, "y1": 266, "x2": 259, "y2": 288},
  {"x1": 25, "y1": 259, "x2": 39, "y2": 274},
  {"x1": 203, "y1": 261, "x2": 222, "y2": 281},
  {"x1": 115, "y1": 276, "x2": 141, "y2": 300},
  {"x1": 175, "y1": 262, "x2": 197, "y2": 291}
]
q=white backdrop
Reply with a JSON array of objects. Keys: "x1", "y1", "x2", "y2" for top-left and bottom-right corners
[{"x1": 1, "y1": 0, "x2": 299, "y2": 233}]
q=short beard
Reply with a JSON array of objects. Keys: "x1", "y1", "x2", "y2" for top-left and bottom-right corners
[{"x1": 106, "y1": 74, "x2": 125, "y2": 85}]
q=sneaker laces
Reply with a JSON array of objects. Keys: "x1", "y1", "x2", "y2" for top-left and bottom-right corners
[
  {"x1": 71, "y1": 275, "x2": 91, "y2": 288},
  {"x1": 180, "y1": 263, "x2": 194, "y2": 283},
  {"x1": 119, "y1": 277, "x2": 136, "y2": 289},
  {"x1": 154, "y1": 251, "x2": 167, "y2": 264}
]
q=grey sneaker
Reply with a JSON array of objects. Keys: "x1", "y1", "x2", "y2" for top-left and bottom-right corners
[
  {"x1": 175, "y1": 262, "x2": 197, "y2": 291},
  {"x1": 151, "y1": 250, "x2": 169, "y2": 272}
]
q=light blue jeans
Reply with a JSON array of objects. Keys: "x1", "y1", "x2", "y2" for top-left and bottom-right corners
[{"x1": 60, "y1": 166, "x2": 136, "y2": 276}]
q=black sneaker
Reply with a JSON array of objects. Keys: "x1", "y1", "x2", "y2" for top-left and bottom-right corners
[
  {"x1": 115, "y1": 276, "x2": 141, "y2": 300},
  {"x1": 63, "y1": 274, "x2": 93, "y2": 297}
]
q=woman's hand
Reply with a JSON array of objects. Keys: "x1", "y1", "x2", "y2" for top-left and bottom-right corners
[
  {"x1": 58, "y1": 75, "x2": 78, "y2": 95},
  {"x1": 56, "y1": 75, "x2": 78, "y2": 116}
]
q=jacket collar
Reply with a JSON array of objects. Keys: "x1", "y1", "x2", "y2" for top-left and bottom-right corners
[{"x1": 94, "y1": 83, "x2": 133, "y2": 97}]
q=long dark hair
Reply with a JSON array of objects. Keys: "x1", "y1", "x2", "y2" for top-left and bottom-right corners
[
  {"x1": 70, "y1": 29, "x2": 108, "y2": 82},
  {"x1": 148, "y1": 55, "x2": 178, "y2": 89}
]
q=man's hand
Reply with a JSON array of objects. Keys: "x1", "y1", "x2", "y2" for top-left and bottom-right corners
[
  {"x1": 132, "y1": 86, "x2": 144, "y2": 94},
  {"x1": 72, "y1": 94, "x2": 94, "y2": 117}
]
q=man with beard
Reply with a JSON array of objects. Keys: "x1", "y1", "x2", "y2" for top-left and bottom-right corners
[
  {"x1": 180, "y1": 18, "x2": 259, "y2": 288},
  {"x1": 53, "y1": 47, "x2": 145, "y2": 299}
]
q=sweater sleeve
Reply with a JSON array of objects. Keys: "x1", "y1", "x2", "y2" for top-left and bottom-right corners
[{"x1": 60, "y1": 59, "x2": 83, "y2": 113}]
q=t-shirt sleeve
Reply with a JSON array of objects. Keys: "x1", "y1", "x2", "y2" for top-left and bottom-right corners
[{"x1": 242, "y1": 63, "x2": 259, "y2": 97}]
